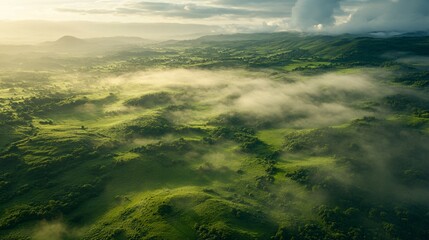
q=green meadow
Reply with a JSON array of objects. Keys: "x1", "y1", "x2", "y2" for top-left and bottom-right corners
[{"x1": 0, "y1": 33, "x2": 429, "y2": 239}]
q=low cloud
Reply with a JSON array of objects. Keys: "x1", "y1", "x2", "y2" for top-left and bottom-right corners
[
  {"x1": 33, "y1": 220, "x2": 68, "y2": 240},
  {"x1": 105, "y1": 69, "x2": 390, "y2": 127}
]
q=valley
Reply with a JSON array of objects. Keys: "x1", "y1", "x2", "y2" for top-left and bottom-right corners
[{"x1": 0, "y1": 33, "x2": 429, "y2": 239}]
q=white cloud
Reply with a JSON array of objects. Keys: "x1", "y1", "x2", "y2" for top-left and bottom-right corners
[
  {"x1": 291, "y1": 0, "x2": 341, "y2": 31},
  {"x1": 332, "y1": 0, "x2": 429, "y2": 33},
  {"x1": 0, "y1": 0, "x2": 427, "y2": 35}
]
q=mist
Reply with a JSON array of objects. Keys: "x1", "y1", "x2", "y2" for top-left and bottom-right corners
[
  {"x1": 0, "y1": 21, "x2": 220, "y2": 44},
  {"x1": 33, "y1": 220, "x2": 69, "y2": 240},
  {"x1": 105, "y1": 69, "x2": 390, "y2": 127}
]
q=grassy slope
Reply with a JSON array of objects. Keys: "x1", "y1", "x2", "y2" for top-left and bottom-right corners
[{"x1": 0, "y1": 33, "x2": 428, "y2": 239}]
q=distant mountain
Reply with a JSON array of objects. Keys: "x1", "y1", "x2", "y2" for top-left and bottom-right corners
[
  {"x1": 366, "y1": 31, "x2": 429, "y2": 38},
  {"x1": 53, "y1": 35, "x2": 87, "y2": 46},
  {"x1": 397, "y1": 31, "x2": 429, "y2": 37},
  {"x1": 38, "y1": 36, "x2": 157, "y2": 55},
  {"x1": 2, "y1": 31, "x2": 429, "y2": 58},
  {"x1": 159, "y1": 31, "x2": 429, "y2": 70},
  {"x1": 44, "y1": 35, "x2": 154, "y2": 47},
  {"x1": 87, "y1": 36, "x2": 155, "y2": 45}
]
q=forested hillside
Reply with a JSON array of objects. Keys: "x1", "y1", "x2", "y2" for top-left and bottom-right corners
[{"x1": 0, "y1": 33, "x2": 428, "y2": 239}]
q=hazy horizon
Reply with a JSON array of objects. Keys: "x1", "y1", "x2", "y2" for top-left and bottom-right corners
[
  {"x1": 1, "y1": 1, "x2": 429, "y2": 239},
  {"x1": 1, "y1": 0, "x2": 429, "y2": 44},
  {"x1": 0, "y1": 20, "x2": 224, "y2": 44}
]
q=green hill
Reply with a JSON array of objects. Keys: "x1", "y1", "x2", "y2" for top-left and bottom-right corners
[{"x1": 0, "y1": 32, "x2": 429, "y2": 239}]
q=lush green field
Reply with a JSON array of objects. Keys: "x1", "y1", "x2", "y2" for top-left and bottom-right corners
[{"x1": 0, "y1": 33, "x2": 429, "y2": 239}]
